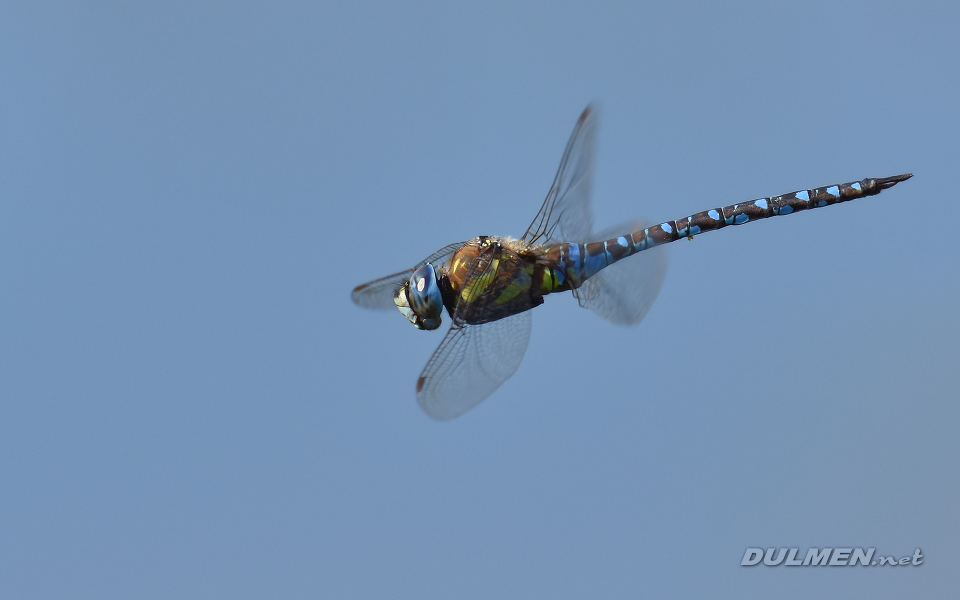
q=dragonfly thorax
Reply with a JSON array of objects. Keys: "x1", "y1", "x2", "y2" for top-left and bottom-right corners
[{"x1": 447, "y1": 237, "x2": 492, "y2": 292}]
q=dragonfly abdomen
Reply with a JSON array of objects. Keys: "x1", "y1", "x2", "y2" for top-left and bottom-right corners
[
  {"x1": 671, "y1": 174, "x2": 911, "y2": 242},
  {"x1": 543, "y1": 173, "x2": 912, "y2": 290}
]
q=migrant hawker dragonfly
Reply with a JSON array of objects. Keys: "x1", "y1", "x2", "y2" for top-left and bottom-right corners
[{"x1": 351, "y1": 107, "x2": 911, "y2": 419}]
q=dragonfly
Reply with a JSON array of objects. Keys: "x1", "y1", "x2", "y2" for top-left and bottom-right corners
[{"x1": 351, "y1": 107, "x2": 911, "y2": 420}]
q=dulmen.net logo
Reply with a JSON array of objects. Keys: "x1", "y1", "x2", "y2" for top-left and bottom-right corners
[{"x1": 741, "y1": 548, "x2": 923, "y2": 567}]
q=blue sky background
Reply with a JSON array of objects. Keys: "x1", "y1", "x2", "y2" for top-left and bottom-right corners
[{"x1": 2, "y1": 1, "x2": 958, "y2": 598}]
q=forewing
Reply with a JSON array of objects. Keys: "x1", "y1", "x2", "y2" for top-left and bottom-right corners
[
  {"x1": 351, "y1": 241, "x2": 468, "y2": 310},
  {"x1": 350, "y1": 269, "x2": 414, "y2": 310},
  {"x1": 573, "y1": 220, "x2": 668, "y2": 326},
  {"x1": 521, "y1": 106, "x2": 596, "y2": 247},
  {"x1": 416, "y1": 310, "x2": 532, "y2": 420}
]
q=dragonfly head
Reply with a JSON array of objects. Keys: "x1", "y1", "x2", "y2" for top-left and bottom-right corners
[{"x1": 394, "y1": 263, "x2": 443, "y2": 330}]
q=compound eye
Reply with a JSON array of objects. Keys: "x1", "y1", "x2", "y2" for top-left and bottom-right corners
[{"x1": 408, "y1": 264, "x2": 443, "y2": 322}]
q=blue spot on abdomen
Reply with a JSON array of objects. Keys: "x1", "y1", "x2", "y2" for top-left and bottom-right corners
[{"x1": 584, "y1": 252, "x2": 606, "y2": 277}]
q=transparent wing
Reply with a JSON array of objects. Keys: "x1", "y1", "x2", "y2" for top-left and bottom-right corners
[
  {"x1": 521, "y1": 106, "x2": 596, "y2": 247},
  {"x1": 350, "y1": 269, "x2": 415, "y2": 310},
  {"x1": 416, "y1": 310, "x2": 532, "y2": 420},
  {"x1": 573, "y1": 220, "x2": 668, "y2": 326},
  {"x1": 351, "y1": 241, "x2": 468, "y2": 310}
]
